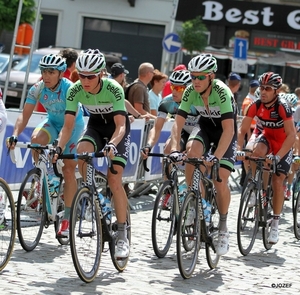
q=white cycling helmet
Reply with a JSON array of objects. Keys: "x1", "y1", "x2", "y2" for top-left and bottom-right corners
[
  {"x1": 76, "y1": 49, "x2": 106, "y2": 73},
  {"x1": 285, "y1": 93, "x2": 298, "y2": 108},
  {"x1": 188, "y1": 53, "x2": 218, "y2": 73},
  {"x1": 39, "y1": 54, "x2": 67, "y2": 72},
  {"x1": 169, "y1": 70, "x2": 191, "y2": 86},
  {"x1": 254, "y1": 87, "x2": 260, "y2": 100}
]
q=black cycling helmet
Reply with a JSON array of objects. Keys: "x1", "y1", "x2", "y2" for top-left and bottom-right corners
[{"x1": 258, "y1": 72, "x2": 282, "y2": 89}]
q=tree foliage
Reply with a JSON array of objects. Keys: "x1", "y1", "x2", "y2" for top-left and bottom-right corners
[
  {"x1": 0, "y1": 0, "x2": 36, "y2": 33},
  {"x1": 177, "y1": 16, "x2": 208, "y2": 56}
]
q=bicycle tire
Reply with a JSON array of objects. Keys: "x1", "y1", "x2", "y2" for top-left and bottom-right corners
[
  {"x1": 176, "y1": 191, "x2": 200, "y2": 279},
  {"x1": 292, "y1": 172, "x2": 300, "y2": 214},
  {"x1": 69, "y1": 187, "x2": 102, "y2": 283},
  {"x1": 151, "y1": 181, "x2": 176, "y2": 258},
  {"x1": 262, "y1": 190, "x2": 273, "y2": 250},
  {"x1": 0, "y1": 178, "x2": 16, "y2": 272},
  {"x1": 205, "y1": 192, "x2": 220, "y2": 269},
  {"x1": 109, "y1": 203, "x2": 131, "y2": 272},
  {"x1": 237, "y1": 182, "x2": 259, "y2": 256},
  {"x1": 16, "y1": 168, "x2": 46, "y2": 252},
  {"x1": 293, "y1": 191, "x2": 300, "y2": 240}
]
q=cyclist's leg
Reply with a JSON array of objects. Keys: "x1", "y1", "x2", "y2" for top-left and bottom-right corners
[
  {"x1": 58, "y1": 120, "x2": 84, "y2": 235},
  {"x1": 269, "y1": 149, "x2": 293, "y2": 244}
]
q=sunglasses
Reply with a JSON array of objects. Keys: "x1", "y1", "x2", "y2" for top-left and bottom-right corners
[
  {"x1": 259, "y1": 85, "x2": 276, "y2": 92},
  {"x1": 170, "y1": 84, "x2": 186, "y2": 92},
  {"x1": 78, "y1": 72, "x2": 101, "y2": 80},
  {"x1": 190, "y1": 73, "x2": 211, "y2": 81}
]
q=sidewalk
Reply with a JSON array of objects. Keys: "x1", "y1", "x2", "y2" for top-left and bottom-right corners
[{"x1": 1, "y1": 188, "x2": 299, "y2": 295}]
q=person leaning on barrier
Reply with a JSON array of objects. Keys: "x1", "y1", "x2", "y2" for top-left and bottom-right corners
[
  {"x1": 237, "y1": 72, "x2": 296, "y2": 245},
  {"x1": 6, "y1": 54, "x2": 85, "y2": 238},
  {"x1": 53, "y1": 49, "x2": 131, "y2": 259},
  {"x1": 141, "y1": 69, "x2": 199, "y2": 157},
  {"x1": 0, "y1": 87, "x2": 7, "y2": 134},
  {"x1": 169, "y1": 53, "x2": 237, "y2": 256}
]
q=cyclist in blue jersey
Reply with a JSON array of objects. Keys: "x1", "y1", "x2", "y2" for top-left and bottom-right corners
[
  {"x1": 54, "y1": 49, "x2": 131, "y2": 259},
  {"x1": 6, "y1": 54, "x2": 85, "y2": 237},
  {"x1": 169, "y1": 54, "x2": 237, "y2": 256},
  {"x1": 141, "y1": 69, "x2": 199, "y2": 156}
]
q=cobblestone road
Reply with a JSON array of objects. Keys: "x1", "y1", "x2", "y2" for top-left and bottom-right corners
[{"x1": 1, "y1": 187, "x2": 299, "y2": 295}]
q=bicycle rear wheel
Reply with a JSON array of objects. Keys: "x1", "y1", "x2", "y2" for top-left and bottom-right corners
[
  {"x1": 109, "y1": 201, "x2": 131, "y2": 272},
  {"x1": 16, "y1": 168, "x2": 45, "y2": 252},
  {"x1": 205, "y1": 192, "x2": 220, "y2": 269},
  {"x1": 69, "y1": 187, "x2": 102, "y2": 283},
  {"x1": 293, "y1": 191, "x2": 300, "y2": 239},
  {"x1": 237, "y1": 183, "x2": 259, "y2": 256},
  {"x1": 262, "y1": 191, "x2": 273, "y2": 250},
  {"x1": 0, "y1": 178, "x2": 16, "y2": 272},
  {"x1": 176, "y1": 191, "x2": 200, "y2": 279},
  {"x1": 151, "y1": 181, "x2": 176, "y2": 258}
]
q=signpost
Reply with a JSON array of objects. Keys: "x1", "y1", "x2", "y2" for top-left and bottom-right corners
[
  {"x1": 232, "y1": 37, "x2": 248, "y2": 74},
  {"x1": 162, "y1": 33, "x2": 181, "y2": 54}
]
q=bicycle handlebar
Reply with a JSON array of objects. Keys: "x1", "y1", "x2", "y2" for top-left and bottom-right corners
[
  {"x1": 142, "y1": 152, "x2": 165, "y2": 172},
  {"x1": 244, "y1": 155, "x2": 280, "y2": 176},
  {"x1": 58, "y1": 151, "x2": 117, "y2": 174}
]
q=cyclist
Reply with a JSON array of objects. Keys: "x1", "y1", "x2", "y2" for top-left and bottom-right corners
[
  {"x1": 6, "y1": 54, "x2": 85, "y2": 237},
  {"x1": 169, "y1": 53, "x2": 237, "y2": 256},
  {"x1": 54, "y1": 49, "x2": 131, "y2": 259},
  {"x1": 237, "y1": 72, "x2": 296, "y2": 244},
  {"x1": 0, "y1": 87, "x2": 7, "y2": 134}
]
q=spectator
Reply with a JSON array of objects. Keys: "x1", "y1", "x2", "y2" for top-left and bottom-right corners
[
  {"x1": 148, "y1": 69, "x2": 168, "y2": 116},
  {"x1": 59, "y1": 48, "x2": 79, "y2": 80},
  {"x1": 228, "y1": 72, "x2": 241, "y2": 113},
  {"x1": 110, "y1": 63, "x2": 129, "y2": 88},
  {"x1": 279, "y1": 83, "x2": 290, "y2": 94},
  {"x1": 127, "y1": 62, "x2": 156, "y2": 119},
  {"x1": 162, "y1": 64, "x2": 186, "y2": 98}
]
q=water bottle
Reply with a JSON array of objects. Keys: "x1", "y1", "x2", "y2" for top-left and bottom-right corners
[
  {"x1": 98, "y1": 192, "x2": 111, "y2": 224},
  {"x1": 48, "y1": 165, "x2": 60, "y2": 196},
  {"x1": 202, "y1": 198, "x2": 212, "y2": 226},
  {"x1": 178, "y1": 183, "x2": 188, "y2": 205},
  {"x1": 0, "y1": 188, "x2": 6, "y2": 224}
]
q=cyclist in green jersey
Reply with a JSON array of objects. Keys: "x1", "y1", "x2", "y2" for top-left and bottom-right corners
[
  {"x1": 54, "y1": 49, "x2": 131, "y2": 259},
  {"x1": 169, "y1": 54, "x2": 237, "y2": 256}
]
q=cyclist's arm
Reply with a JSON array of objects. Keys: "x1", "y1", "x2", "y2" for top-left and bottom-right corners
[
  {"x1": 214, "y1": 118, "x2": 235, "y2": 160},
  {"x1": 237, "y1": 116, "x2": 253, "y2": 151},
  {"x1": 147, "y1": 117, "x2": 165, "y2": 147},
  {"x1": 170, "y1": 112, "x2": 186, "y2": 152},
  {"x1": 109, "y1": 114, "x2": 126, "y2": 146},
  {"x1": 124, "y1": 100, "x2": 141, "y2": 118},
  {"x1": 56, "y1": 112, "x2": 76, "y2": 152},
  {"x1": 276, "y1": 119, "x2": 296, "y2": 159}
]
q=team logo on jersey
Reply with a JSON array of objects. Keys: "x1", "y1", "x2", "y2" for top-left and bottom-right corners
[
  {"x1": 270, "y1": 111, "x2": 278, "y2": 119},
  {"x1": 43, "y1": 94, "x2": 48, "y2": 100}
]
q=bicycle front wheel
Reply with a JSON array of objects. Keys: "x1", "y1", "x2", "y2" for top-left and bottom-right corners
[
  {"x1": 262, "y1": 191, "x2": 273, "y2": 250},
  {"x1": 205, "y1": 193, "x2": 220, "y2": 269},
  {"x1": 151, "y1": 181, "x2": 176, "y2": 258},
  {"x1": 293, "y1": 191, "x2": 300, "y2": 239},
  {"x1": 176, "y1": 191, "x2": 200, "y2": 279},
  {"x1": 17, "y1": 168, "x2": 45, "y2": 252},
  {"x1": 69, "y1": 187, "x2": 102, "y2": 283},
  {"x1": 292, "y1": 172, "x2": 300, "y2": 214},
  {"x1": 237, "y1": 183, "x2": 259, "y2": 256},
  {"x1": 0, "y1": 178, "x2": 16, "y2": 272}
]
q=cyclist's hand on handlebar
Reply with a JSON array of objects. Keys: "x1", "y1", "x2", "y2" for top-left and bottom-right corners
[
  {"x1": 203, "y1": 154, "x2": 219, "y2": 167},
  {"x1": 6, "y1": 135, "x2": 18, "y2": 149},
  {"x1": 266, "y1": 154, "x2": 281, "y2": 165},
  {"x1": 103, "y1": 142, "x2": 118, "y2": 159},
  {"x1": 169, "y1": 151, "x2": 184, "y2": 163},
  {"x1": 51, "y1": 146, "x2": 63, "y2": 162},
  {"x1": 141, "y1": 144, "x2": 152, "y2": 159},
  {"x1": 236, "y1": 150, "x2": 246, "y2": 161}
]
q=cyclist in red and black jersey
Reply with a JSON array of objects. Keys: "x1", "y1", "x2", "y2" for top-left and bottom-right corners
[{"x1": 237, "y1": 72, "x2": 296, "y2": 245}]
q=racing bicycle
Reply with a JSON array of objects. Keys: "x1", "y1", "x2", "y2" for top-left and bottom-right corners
[{"x1": 58, "y1": 151, "x2": 131, "y2": 283}]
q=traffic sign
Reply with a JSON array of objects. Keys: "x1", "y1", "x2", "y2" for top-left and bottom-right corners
[
  {"x1": 162, "y1": 33, "x2": 181, "y2": 54},
  {"x1": 231, "y1": 58, "x2": 248, "y2": 74},
  {"x1": 234, "y1": 38, "x2": 248, "y2": 60}
]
